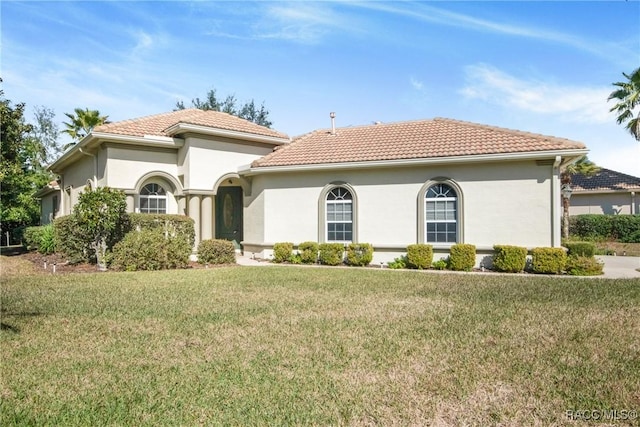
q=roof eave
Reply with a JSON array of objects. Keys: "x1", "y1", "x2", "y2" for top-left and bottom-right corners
[
  {"x1": 164, "y1": 123, "x2": 290, "y2": 146},
  {"x1": 241, "y1": 148, "x2": 589, "y2": 176},
  {"x1": 48, "y1": 133, "x2": 185, "y2": 173}
]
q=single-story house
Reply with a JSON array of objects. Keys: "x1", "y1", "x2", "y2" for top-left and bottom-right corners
[
  {"x1": 41, "y1": 109, "x2": 588, "y2": 265},
  {"x1": 570, "y1": 168, "x2": 640, "y2": 215}
]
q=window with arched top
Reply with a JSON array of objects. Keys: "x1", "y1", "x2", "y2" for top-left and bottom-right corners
[
  {"x1": 425, "y1": 183, "x2": 458, "y2": 243},
  {"x1": 326, "y1": 186, "x2": 353, "y2": 242},
  {"x1": 139, "y1": 183, "x2": 167, "y2": 214}
]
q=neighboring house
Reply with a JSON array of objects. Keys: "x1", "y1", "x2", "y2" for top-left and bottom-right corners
[
  {"x1": 42, "y1": 109, "x2": 587, "y2": 265},
  {"x1": 570, "y1": 168, "x2": 640, "y2": 215}
]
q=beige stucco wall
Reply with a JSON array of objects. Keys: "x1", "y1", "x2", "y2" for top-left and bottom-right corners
[
  {"x1": 244, "y1": 160, "x2": 558, "y2": 264},
  {"x1": 184, "y1": 137, "x2": 275, "y2": 191},
  {"x1": 570, "y1": 192, "x2": 637, "y2": 215},
  {"x1": 60, "y1": 155, "x2": 95, "y2": 215},
  {"x1": 39, "y1": 192, "x2": 59, "y2": 225}
]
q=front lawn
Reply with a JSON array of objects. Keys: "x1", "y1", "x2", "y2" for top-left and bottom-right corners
[{"x1": 1, "y1": 265, "x2": 639, "y2": 425}]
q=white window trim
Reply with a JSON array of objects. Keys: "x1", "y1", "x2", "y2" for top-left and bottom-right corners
[
  {"x1": 417, "y1": 178, "x2": 464, "y2": 245},
  {"x1": 139, "y1": 183, "x2": 168, "y2": 214},
  {"x1": 318, "y1": 182, "x2": 358, "y2": 244}
]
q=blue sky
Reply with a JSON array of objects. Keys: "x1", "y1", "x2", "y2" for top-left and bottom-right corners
[{"x1": 3, "y1": 1, "x2": 639, "y2": 175}]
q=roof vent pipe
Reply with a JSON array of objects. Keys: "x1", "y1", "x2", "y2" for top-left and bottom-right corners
[{"x1": 330, "y1": 112, "x2": 336, "y2": 135}]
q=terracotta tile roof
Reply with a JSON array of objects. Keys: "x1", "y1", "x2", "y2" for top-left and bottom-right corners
[
  {"x1": 252, "y1": 118, "x2": 586, "y2": 168},
  {"x1": 93, "y1": 109, "x2": 288, "y2": 139},
  {"x1": 572, "y1": 168, "x2": 640, "y2": 192}
]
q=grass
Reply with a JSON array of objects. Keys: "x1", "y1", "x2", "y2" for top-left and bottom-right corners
[{"x1": 2, "y1": 263, "x2": 640, "y2": 426}]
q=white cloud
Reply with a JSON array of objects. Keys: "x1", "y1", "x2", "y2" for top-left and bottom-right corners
[
  {"x1": 460, "y1": 64, "x2": 612, "y2": 123},
  {"x1": 410, "y1": 77, "x2": 424, "y2": 91}
]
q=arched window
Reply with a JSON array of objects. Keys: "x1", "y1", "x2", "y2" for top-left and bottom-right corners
[
  {"x1": 425, "y1": 183, "x2": 457, "y2": 243},
  {"x1": 139, "y1": 183, "x2": 167, "y2": 214},
  {"x1": 326, "y1": 186, "x2": 353, "y2": 242}
]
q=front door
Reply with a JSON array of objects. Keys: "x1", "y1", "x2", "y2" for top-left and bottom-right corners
[{"x1": 216, "y1": 186, "x2": 243, "y2": 248}]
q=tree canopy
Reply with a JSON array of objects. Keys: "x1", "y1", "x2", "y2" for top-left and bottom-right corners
[
  {"x1": 62, "y1": 107, "x2": 109, "y2": 148},
  {"x1": 175, "y1": 88, "x2": 272, "y2": 128},
  {"x1": 608, "y1": 67, "x2": 640, "y2": 141},
  {"x1": 0, "y1": 87, "x2": 56, "y2": 236}
]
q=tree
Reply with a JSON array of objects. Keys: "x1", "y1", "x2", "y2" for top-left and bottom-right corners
[
  {"x1": 608, "y1": 67, "x2": 640, "y2": 141},
  {"x1": 31, "y1": 106, "x2": 63, "y2": 165},
  {"x1": 560, "y1": 156, "x2": 600, "y2": 239},
  {"x1": 62, "y1": 107, "x2": 109, "y2": 149},
  {"x1": 0, "y1": 86, "x2": 51, "y2": 239},
  {"x1": 73, "y1": 187, "x2": 129, "y2": 271},
  {"x1": 175, "y1": 88, "x2": 272, "y2": 128}
]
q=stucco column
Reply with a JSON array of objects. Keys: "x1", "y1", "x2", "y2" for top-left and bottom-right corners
[
  {"x1": 126, "y1": 194, "x2": 135, "y2": 213},
  {"x1": 178, "y1": 196, "x2": 186, "y2": 215},
  {"x1": 188, "y1": 195, "x2": 201, "y2": 247},
  {"x1": 201, "y1": 195, "x2": 213, "y2": 241}
]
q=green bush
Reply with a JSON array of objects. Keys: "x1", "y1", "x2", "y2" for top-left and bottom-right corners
[
  {"x1": 298, "y1": 241, "x2": 319, "y2": 264},
  {"x1": 53, "y1": 216, "x2": 92, "y2": 264},
  {"x1": 38, "y1": 224, "x2": 57, "y2": 255},
  {"x1": 563, "y1": 241, "x2": 596, "y2": 257},
  {"x1": 110, "y1": 229, "x2": 191, "y2": 271},
  {"x1": 197, "y1": 239, "x2": 236, "y2": 265},
  {"x1": 318, "y1": 243, "x2": 345, "y2": 266},
  {"x1": 387, "y1": 256, "x2": 407, "y2": 269},
  {"x1": 346, "y1": 243, "x2": 373, "y2": 267},
  {"x1": 406, "y1": 244, "x2": 433, "y2": 269},
  {"x1": 531, "y1": 247, "x2": 567, "y2": 274},
  {"x1": 273, "y1": 242, "x2": 294, "y2": 263},
  {"x1": 448, "y1": 244, "x2": 476, "y2": 271},
  {"x1": 432, "y1": 258, "x2": 448, "y2": 270},
  {"x1": 620, "y1": 229, "x2": 640, "y2": 243},
  {"x1": 492, "y1": 245, "x2": 527, "y2": 273},
  {"x1": 569, "y1": 214, "x2": 640, "y2": 241},
  {"x1": 565, "y1": 255, "x2": 604, "y2": 276},
  {"x1": 23, "y1": 226, "x2": 45, "y2": 251},
  {"x1": 129, "y1": 213, "x2": 195, "y2": 248}
]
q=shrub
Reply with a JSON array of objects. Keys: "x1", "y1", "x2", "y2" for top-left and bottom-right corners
[
  {"x1": 449, "y1": 244, "x2": 476, "y2": 271},
  {"x1": 23, "y1": 226, "x2": 45, "y2": 251},
  {"x1": 110, "y1": 229, "x2": 191, "y2": 271},
  {"x1": 432, "y1": 258, "x2": 448, "y2": 270},
  {"x1": 387, "y1": 256, "x2": 407, "y2": 269},
  {"x1": 492, "y1": 245, "x2": 527, "y2": 273},
  {"x1": 346, "y1": 243, "x2": 373, "y2": 267},
  {"x1": 531, "y1": 247, "x2": 567, "y2": 274},
  {"x1": 37, "y1": 224, "x2": 57, "y2": 255},
  {"x1": 620, "y1": 229, "x2": 640, "y2": 244},
  {"x1": 298, "y1": 241, "x2": 319, "y2": 264},
  {"x1": 563, "y1": 241, "x2": 596, "y2": 257},
  {"x1": 318, "y1": 243, "x2": 344, "y2": 266},
  {"x1": 406, "y1": 244, "x2": 433, "y2": 269},
  {"x1": 569, "y1": 214, "x2": 640, "y2": 241},
  {"x1": 129, "y1": 213, "x2": 195, "y2": 248},
  {"x1": 197, "y1": 239, "x2": 236, "y2": 265},
  {"x1": 273, "y1": 242, "x2": 294, "y2": 263},
  {"x1": 54, "y1": 216, "x2": 92, "y2": 264},
  {"x1": 565, "y1": 255, "x2": 604, "y2": 276}
]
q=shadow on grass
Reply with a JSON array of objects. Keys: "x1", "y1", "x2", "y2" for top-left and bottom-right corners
[
  {"x1": 0, "y1": 245, "x2": 27, "y2": 256},
  {"x1": 0, "y1": 311, "x2": 44, "y2": 334}
]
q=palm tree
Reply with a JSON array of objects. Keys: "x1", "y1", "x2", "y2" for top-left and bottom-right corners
[
  {"x1": 62, "y1": 108, "x2": 109, "y2": 149},
  {"x1": 608, "y1": 67, "x2": 640, "y2": 141},
  {"x1": 560, "y1": 156, "x2": 600, "y2": 239}
]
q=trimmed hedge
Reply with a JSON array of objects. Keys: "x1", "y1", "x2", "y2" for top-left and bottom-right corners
[
  {"x1": 492, "y1": 245, "x2": 527, "y2": 273},
  {"x1": 298, "y1": 241, "x2": 319, "y2": 264},
  {"x1": 406, "y1": 244, "x2": 433, "y2": 269},
  {"x1": 531, "y1": 247, "x2": 567, "y2": 274},
  {"x1": 197, "y1": 239, "x2": 236, "y2": 265},
  {"x1": 563, "y1": 241, "x2": 596, "y2": 257},
  {"x1": 273, "y1": 242, "x2": 294, "y2": 263},
  {"x1": 23, "y1": 226, "x2": 46, "y2": 251},
  {"x1": 129, "y1": 213, "x2": 195, "y2": 247},
  {"x1": 565, "y1": 255, "x2": 603, "y2": 276},
  {"x1": 110, "y1": 228, "x2": 191, "y2": 271},
  {"x1": 449, "y1": 244, "x2": 476, "y2": 271},
  {"x1": 346, "y1": 243, "x2": 373, "y2": 267},
  {"x1": 569, "y1": 214, "x2": 640, "y2": 242},
  {"x1": 318, "y1": 243, "x2": 344, "y2": 266}
]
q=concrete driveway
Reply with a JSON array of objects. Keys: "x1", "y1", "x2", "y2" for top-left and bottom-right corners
[{"x1": 597, "y1": 255, "x2": 640, "y2": 279}]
